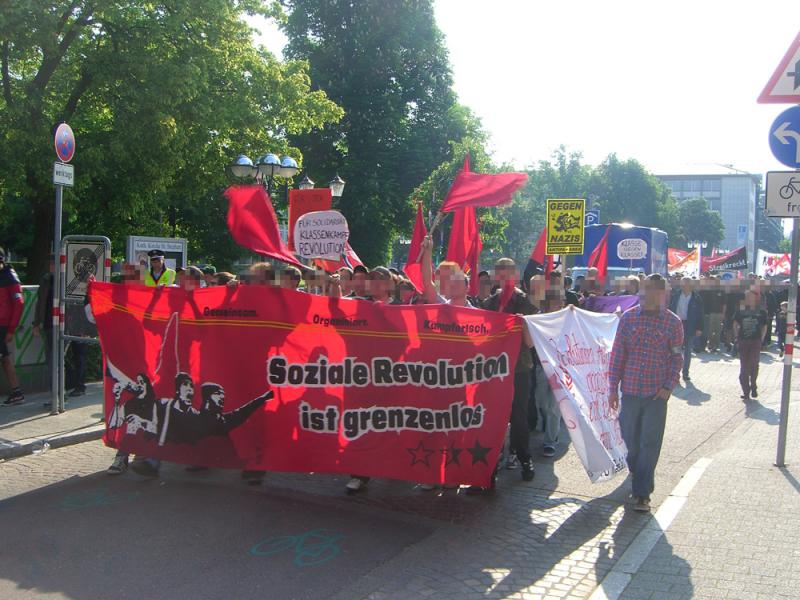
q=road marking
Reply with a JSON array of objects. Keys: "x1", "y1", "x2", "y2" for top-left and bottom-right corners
[{"x1": 588, "y1": 457, "x2": 713, "y2": 600}]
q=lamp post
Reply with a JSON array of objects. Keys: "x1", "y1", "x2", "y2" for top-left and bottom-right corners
[
  {"x1": 229, "y1": 153, "x2": 299, "y2": 196},
  {"x1": 295, "y1": 171, "x2": 346, "y2": 205}
]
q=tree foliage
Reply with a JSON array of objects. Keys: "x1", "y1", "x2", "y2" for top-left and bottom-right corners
[
  {"x1": 677, "y1": 197, "x2": 725, "y2": 250},
  {"x1": 281, "y1": 0, "x2": 484, "y2": 266},
  {"x1": 0, "y1": 0, "x2": 343, "y2": 280}
]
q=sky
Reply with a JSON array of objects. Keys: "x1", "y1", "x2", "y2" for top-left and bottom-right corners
[{"x1": 249, "y1": 1, "x2": 798, "y2": 177}]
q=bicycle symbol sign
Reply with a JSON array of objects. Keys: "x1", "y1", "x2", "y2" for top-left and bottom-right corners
[
  {"x1": 250, "y1": 529, "x2": 344, "y2": 567},
  {"x1": 766, "y1": 171, "x2": 800, "y2": 218}
]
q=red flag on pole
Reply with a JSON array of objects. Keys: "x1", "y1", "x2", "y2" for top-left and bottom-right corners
[
  {"x1": 446, "y1": 206, "x2": 478, "y2": 268},
  {"x1": 314, "y1": 242, "x2": 364, "y2": 273},
  {"x1": 464, "y1": 222, "x2": 483, "y2": 297},
  {"x1": 588, "y1": 226, "x2": 611, "y2": 280},
  {"x1": 440, "y1": 156, "x2": 528, "y2": 212},
  {"x1": 225, "y1": 185, "x2": 305, "y2": 269},
  {"x1": 523, "y1": 227, "x2": 555, "y2": 288},
  {"x1": 403, "y1": 203, "x2": 429, "y2": 293}
]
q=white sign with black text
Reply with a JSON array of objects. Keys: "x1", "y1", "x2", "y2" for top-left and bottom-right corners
[
  {"x1": 766, "y1": 171, "x2": 800, "y2": 218},
  {"x1": 293, "y1": 210, "x2": 350, "y2": 260},
  {"x1": 616, "y1": 238, "x2": 647, "y2": 260},
  {"x1": 53, "y1": 162, "x2": 74, "y2": 187}
]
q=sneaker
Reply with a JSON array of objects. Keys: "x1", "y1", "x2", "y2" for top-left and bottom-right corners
[
  {"x1": 751, "y1": 389, "x2": 758, "y2": 398},
  {"x1": 740, "y1": 394, "x2": 750, "y2": 401},
  {"x1": 633, "y1": 497, "x2": 651, "y2": 512},
  {"x1": 68, "y1": 387, "x2": 86, "y2": 397},
  {"x1": 505, "y1": 454, "x2": 520, "y2": 470},
  {"x1": 345, "y1": 477, "x2": 366, "y2": 494},
  {"x1": 107, "y1": 455, "x2": 128, "y2": 475},
  {"x1": 520, "y1": 459, "x2": 535, "y2": 481},
  {"x1": 131, "y1": 459, "x2": 159, "y2": 478},
  {"x1": 542, "y1": 445, "x2": 556, "y2": 458},
  {"x1": 683, "y1": 374, "x2": 691, "y2": 382},
  {"x1": 2, "y1": 391, "x2": 25, "y2": 407}
]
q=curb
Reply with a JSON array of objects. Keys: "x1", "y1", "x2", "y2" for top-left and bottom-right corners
[{"x1": 0, "y1": 424, "x2": 105, "y2": 461}]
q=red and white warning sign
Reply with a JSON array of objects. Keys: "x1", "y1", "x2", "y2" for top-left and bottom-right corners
[{"x1": 758, "y1": 32, "x2": 800, "y2": 104}]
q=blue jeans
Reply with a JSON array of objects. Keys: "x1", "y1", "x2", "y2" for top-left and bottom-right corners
[
  {"x1": 535, "y1": 364, "x2": 561, "y2": 447},
  {"x1": 681, "y1": 321, "x2": 693, "y2": 377},
  {"x1": 619, "y1": 393, "x2": 668, "y2": 500}
]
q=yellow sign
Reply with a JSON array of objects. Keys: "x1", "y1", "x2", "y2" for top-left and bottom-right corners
[{"x1": 546, "y1": 198, "x2": 585, "y2": 255}]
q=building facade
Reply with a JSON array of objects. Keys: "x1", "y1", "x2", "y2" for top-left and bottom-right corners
[{"x1": 656, "y1": 173, "x2": 759, "y2": 269}]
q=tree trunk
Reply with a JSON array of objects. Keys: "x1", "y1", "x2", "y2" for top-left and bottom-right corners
[{"x1": 28, "y1": 195, "x2": 55, "y2": 284}]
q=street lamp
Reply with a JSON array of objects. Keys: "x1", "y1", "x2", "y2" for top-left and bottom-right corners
[
  {"x1": 328, "y1": 173, "x2": 346, "y2": 198},
  {"x1": 229, "y1": 153, "x2": 299, "y2": 195},
  {"x1": 298, "y1": 174, "x2": 315, "y2": 190}
]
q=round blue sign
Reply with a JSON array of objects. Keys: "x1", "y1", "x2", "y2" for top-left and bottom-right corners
[
  {"x1": 768, "y1": 106, "x2": 800, "y2": 168},
  {"x1": 54, "y1": 123, "x2": 75, "y2": 163}
]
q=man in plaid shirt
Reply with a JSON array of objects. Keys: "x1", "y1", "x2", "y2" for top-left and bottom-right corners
[{"x1": 609, "y1": 273, "x2": 683, "y2": 512}]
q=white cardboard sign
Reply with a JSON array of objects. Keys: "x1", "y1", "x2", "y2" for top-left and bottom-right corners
[
  {"x1": 293, "y1": 210, "x2": 349, "y2": 260},
  {"x1": 616, "y1": 239, "x2": 647, "y2": 260}
]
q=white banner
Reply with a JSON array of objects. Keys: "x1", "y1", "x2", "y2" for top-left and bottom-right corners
[
  {"x1": 525, "y1": 306, "x2": 627, "y2": 483},
  {"x1": 756, "y1": 249, "x2": 791, "y2": 277}
]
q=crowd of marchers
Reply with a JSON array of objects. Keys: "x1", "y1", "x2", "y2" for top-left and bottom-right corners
[{"x1": 1, "y1": 244, "x2": 794, "y2": 513}]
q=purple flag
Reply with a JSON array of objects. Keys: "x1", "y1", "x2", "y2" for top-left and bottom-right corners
[{"x1": 583, "y1": 295, "x2": 640, "y2": 314}]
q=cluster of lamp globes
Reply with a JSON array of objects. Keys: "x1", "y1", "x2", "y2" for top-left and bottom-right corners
[{"x1": 229, "y1": 153, "x2": 346, "y2": 198}]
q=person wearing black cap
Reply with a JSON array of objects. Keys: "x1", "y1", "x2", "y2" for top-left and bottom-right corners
[
  {"x1": 0, "y1": 247, "x2": 25, "y2": 406},
  {"x1": 144, "y1": 249, "x2": 176, "y2": 287}
]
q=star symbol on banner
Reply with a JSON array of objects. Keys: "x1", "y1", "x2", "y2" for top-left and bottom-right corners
[
  {"x1": 441, "y1": 443, "x2": 462, "y2": 466},
  {"x1": 467, "y1": 439, "x2": 492, "y2": 466},
  {"x1": 407, "y1": 441, "x2": 435, "y2": 467}
]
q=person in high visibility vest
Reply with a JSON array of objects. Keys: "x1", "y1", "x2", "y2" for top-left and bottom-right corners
[{"x1": 144, "y1": 249, "x2": 176, "y2": 287}]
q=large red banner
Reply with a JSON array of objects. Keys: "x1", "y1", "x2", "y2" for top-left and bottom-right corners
[{"x1": 91, "y1": 283, "x2": 522, "y2": 486}]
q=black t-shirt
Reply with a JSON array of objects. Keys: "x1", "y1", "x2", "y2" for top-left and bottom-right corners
[{"x1": 734, "y1": 308, "x2": 767, "y2": 340}]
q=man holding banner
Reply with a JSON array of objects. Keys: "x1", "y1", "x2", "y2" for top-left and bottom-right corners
[{"x1": 609, "y1": 274, "x2": 683, "y2": 513}]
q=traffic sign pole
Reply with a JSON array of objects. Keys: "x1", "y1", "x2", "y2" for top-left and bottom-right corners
[
  {"x1": 776, "y1": 209, "x2": 799, "y2": 468},
  {"x1": 49, "y1": 123, "x2": 73, "y2": 415},
  {"x1": 50, "y1": 184, "x2": 63, "y2": 415}
]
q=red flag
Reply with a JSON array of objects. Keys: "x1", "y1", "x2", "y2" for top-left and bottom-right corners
[
  {"x1": 588, "y1": 226, "x2": 611, "y2": 280},
  {"x1": 465, "y1": 223, "x2": 483, "y2": 297},
  {"x1": 440, "y1": 156, "x2": 528, "y2": 212},
  {"x1": 288, "y1": 188, "x2": 332, "y2": 248},
  {"x1": 446, "y1": 206, "x2": 478, "y2": 267},
  {"x1": 314, "y1": 242, "x2": 364, "y2": 273},
  {"x1": 403, "y1": 203, "x2": 429, "y2": 293},
  {"x1": 523, "y1": 227, "x2": 554, "y2": 287},
  {"x1": 225, "y1": 185, "x2": 305, "y2": 269}
]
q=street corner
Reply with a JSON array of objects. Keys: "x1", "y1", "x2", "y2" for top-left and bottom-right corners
[{"x1": 0, "y1": 473, "x2": 433, "y2": 600}]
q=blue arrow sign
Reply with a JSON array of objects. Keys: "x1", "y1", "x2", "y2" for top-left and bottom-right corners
[{"x1": 769, "y1": 106, "x2": 800, "y2": 167}]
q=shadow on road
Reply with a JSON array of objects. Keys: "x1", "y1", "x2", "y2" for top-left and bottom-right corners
[{"x1": 0, "y1": 472, "x2": 431, "y2": 600}]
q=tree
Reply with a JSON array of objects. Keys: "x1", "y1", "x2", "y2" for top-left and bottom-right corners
[
  {"x1": 677, "y1": 197, "x2": 725, "y2": 251},
  {"x1": 500, "y1": 148, "x2": 592, "y2": 265},
  {"x1": 0, "y1": 1, "x2": 343, "y2": 280},
  {"x1": 587, "y1": 154, "x2": 680, "y2": 240},
  {"x1": 282, "y1": 0, "x2": 482, "y2": 266}
]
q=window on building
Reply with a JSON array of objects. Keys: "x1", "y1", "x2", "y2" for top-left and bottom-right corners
[
  {"x1": 703, "y1": 179, "x2": 721, "y2": 192},
  {"x1": 709, "y1": 198, "x2": 722, "y2": 212},
  {"x1": 684, "y1": 180, "x2": 701, "y2": 193}
]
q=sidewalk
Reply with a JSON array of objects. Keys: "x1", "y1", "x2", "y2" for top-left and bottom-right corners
[
  {"x1": 605, "y1": 398, "x2": 800, "y2": 600},
  {"x1": 0, "y1": 382, "x2": 104, "y2": 460}
]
